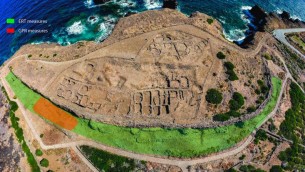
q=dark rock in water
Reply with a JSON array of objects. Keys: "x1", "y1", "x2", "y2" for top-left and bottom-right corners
[
  {"x1": 249, "y1": 5, "x2": 267, "y2": 20},
  {"x1": 93, "y1": 0, "x2": 111, "y2": 5},
  {"x1": 89, "y1": 16, "x2": 96, "y2": 20},
  {"x1": 237, "y1": 5, "x2": 268, "y2": 48},
  {"x1": 280, "y1": 11, "x2": 290, "y2": 20},
  {"x1": 163, "y1": 0, "x2": 178, "y2": 9},
  {"x1": 249, "y1": 5, "x2": 267, "y2": 32},
  {"x1": 125, "y1": 11, "x2": 137, "y2": 17}
]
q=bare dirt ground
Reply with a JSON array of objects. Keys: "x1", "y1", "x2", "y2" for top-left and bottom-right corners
[{"x1": 8, "y1": 9, "x2": 271, "y2": 128}]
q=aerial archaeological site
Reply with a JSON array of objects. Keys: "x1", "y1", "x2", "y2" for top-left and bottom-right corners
[{"x1": 0, "y1": 0, "x2": 304, "y2": 172}]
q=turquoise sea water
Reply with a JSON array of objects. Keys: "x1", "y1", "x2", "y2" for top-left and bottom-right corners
[{"x1": 0, "y1": 0, "x2": 304, "y2": 64}]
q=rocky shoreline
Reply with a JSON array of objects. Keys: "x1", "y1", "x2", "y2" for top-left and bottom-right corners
[{"x1": 238, "y1": 5, "x2": 305, "y2": 48}]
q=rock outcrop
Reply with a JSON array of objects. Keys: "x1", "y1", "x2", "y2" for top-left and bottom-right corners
[
  {"x1": 163, "y1": 0, "x2": 178, "y2": 9},
  {"x1": 93, "y1": 0, "x2": 111, "y2": 5}
]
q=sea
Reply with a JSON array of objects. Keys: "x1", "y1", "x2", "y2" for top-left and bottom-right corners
[{"x1": 0, "y1": 0, "x2": 305, "y2": 64}]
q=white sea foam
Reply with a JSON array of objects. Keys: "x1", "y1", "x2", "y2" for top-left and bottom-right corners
[
  {"x1": 223, "y1": 29, "x2": 247, "y2": 42},
  {"x1": 144, "y1": 0, "x2": 162, "y2": 9},
  {"x1": 240, "y1": 13, "x2": 251, "y2": 23},
  {"x1": 241, "y1": 6, "x2": 252, "y2": 11},
  {"x1": 275, "y1": 8, "x2": 301, "y2": 21},
  {"x1": 115, "y1": 0, "x2": 137, "y2": 7},
  {"x1": 275, "y1": 8, "x2": 283, "y2": 14},
  {"x1": 290, "y1": 15, "x2": 301, "y2": 21},
  {"x1": 96, "y1": 19, "x2": 115, "y2": 42},
  {"x1": 66, "y1": 21, "x2": 86, "y2": 35},
  {"x1": 84, "y1": 0, "x2": 94, "y2": 8}
]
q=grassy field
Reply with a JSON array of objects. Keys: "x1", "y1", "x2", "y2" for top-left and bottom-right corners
[{"x1": 6, "y1": 72, "x2": 282, "y2": 158}]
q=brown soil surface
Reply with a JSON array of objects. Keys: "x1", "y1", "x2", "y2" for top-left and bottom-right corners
[
  {"x1": 9, "y1": 9, "x2": 275, "y2": 128},
  {"x1": 33, "y1": 98, "x2": 78, "y2": 130}
]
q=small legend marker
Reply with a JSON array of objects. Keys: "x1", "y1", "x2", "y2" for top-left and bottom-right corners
[
  {"x1": 6, "y1": 18, "x2": 15, "y2": 24},
  {"x1": 6, "y1": 28, "x2": 15, "y2": 34}
]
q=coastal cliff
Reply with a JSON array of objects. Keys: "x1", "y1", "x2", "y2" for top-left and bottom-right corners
[{"x1": 239, "y1": 5, "x2": 305, "y2": 48}]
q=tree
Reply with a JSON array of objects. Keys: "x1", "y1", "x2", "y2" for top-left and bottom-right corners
[
  {"x1": 40, "y1": 158, "x2": 49, "y2": 167},
  {"x1": 35, "y1": 149, "x2": 43, "y2": 156},
  {"x1": 213, "y1": 113, "x2": 230, "y2": 121},
  {"x1": 206, "y1": 89, "x2": 223, "y2": 104},
  {"x1": 207, "y1": 18, "x2": 214, "y2": 24},
  {"x1": 224, "y1": 62, "x2": 235, "y2": 70},
  {"x1": 226, "y1": 70, "x2": 239, "y2": 81},
  {"x1": 217, "y1": 52, "x2": 226, "y2": 59},
  {"x1": 229, "y1": 92, "x2": 245, "y2": 110},
  {"x1": 270, "y1": 165, "x2": 283, "y2": 172},
  {"x1": 225, "y1": 168, "x2": 238, "y2": 172}
]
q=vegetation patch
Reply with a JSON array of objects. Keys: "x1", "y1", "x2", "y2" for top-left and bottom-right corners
[
  {"x1": 35, "y1": 149, "x2": 43, "y2": 156},
  {"x1": 6, "y1": 72, "x2": 282, "y2": 158},
  {"x1": 229, "y1": 92, "x2": 245, "y2": 111},
  {"x1": 224, "y1": 61, "x2": 239, "y2": 81},
  {"x1": 207, "y1": 18, "x2": 214, "y2": 24},
  {"x1": 216, "y1": 51, "x2": 226, "y2": 59},
  {"x1": 278, "y1": 82, "x2": 305, "y2": 170},
  {"x1": 80, "y1": 145, "x2": 136, "y2": 172},
  {"x1": 1, "y1": 86, "x2": 40, "y2": 172},
  {"x1": 239, "y1": 165, "x2": 265, "y2": 172},
  {"x1": 40, "y1": 158, "x2": 49, "y2": 167},
  {"x1": 205, "y1": 89, "x2": 223, "y2": 104}
]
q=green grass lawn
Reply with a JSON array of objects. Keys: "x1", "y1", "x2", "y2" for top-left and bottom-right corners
[{"x1": 6, "y1": 72, "x2": 282, "y2": 158}]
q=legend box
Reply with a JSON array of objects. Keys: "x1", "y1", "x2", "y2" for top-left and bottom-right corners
[
  {"x1": 6, "y1": 18, "x2": 15, "y2": 24},
  {"x1": 6, "y1": 28, "x2": 15, "y2": 34}
]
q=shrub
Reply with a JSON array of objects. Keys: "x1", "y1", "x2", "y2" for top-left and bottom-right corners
[
  {"x1": 270, "y1": 165, "x2": 283, "y2": 172},
  {"x1": 257, "y1": 80, "x2": 264, "y2": 86},
  {"x1": 263, "y1": 53, "x2": 272, "y2": 60},
  {"x1": 223, "y1": 61, "x2": 239, "y2": 81},
  {"x1": 239, "y1": 165, "x2": 265, "y2": 172},
  {"x1": 224, "y1": 62, "x2": 235, "y2": 70},
  {"x1": 35, "y1": 149, "x2": 43, "y2": 156},
  {"x1": 40, "y1": 158, "x2": 49, "y2": 167},
  {"x1": 225, "y1": 168, "x2": 238, "y2": 172},
  {"x1": 260, "y1": 85, "x2": 269, "y2": 94},
  {"x1": 226, "y1": 70, "x2": 239, "y2": 81},
  {"x1": 206, "y1": 89, "x2": 223, "y2": 104},
  {"x1": 255, "y1": 89, "x2": 261, "y2": 95},
  {"x1": 227, "y1": 110, "x2": 241, "y2": 117},
  {"x1": 229, "y1": 92, "x2": 244, "y2": 111},
  {"x1": 239, "y1": 154, "x2": 246, "y2": 160},
  {"x1": 80, "y1": 145, "x2": 136, "y2": 171},
  {"x1": 28, "y1": 54, "x2": 32, "y2": 58},
  {"x1": 207, "y1": 18, "x2": 214, "y2": 24},
  {"x1": 213, "y1": 113, "x2": 230, "y2": 121},
  {"x1": 247, "y1": 106, "x2": 256, "y2": 113},
  {"x1": 216, "y1": 52, "x2": 226, "y2": 59},
  {"x1": 255, "y1": 129, "x2": 268, "y2": 141}
]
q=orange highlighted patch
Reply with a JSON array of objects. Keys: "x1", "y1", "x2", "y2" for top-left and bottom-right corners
[{"x1": 33, "y1": 98, "x2": 78, "y2": 130}]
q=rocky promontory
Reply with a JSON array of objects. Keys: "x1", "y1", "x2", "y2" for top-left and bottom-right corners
[{"x1": 239, "y1": 5, "x2": 305, "y2": 48}]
